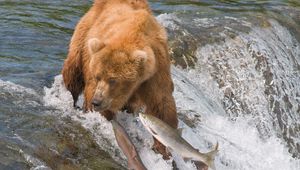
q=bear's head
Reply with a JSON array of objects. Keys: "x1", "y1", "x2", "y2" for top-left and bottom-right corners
[{"x1": 87, "y1": 38, "x2": 156, "y2": 112}]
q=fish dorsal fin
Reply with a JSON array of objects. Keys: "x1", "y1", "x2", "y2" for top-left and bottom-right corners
[{"x1": 177, "y1": 128, "x2": 184, "y2": 136}]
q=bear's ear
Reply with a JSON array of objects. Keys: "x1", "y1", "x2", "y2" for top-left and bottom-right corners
[
  {"x1": 88, "y1": 38, "x2": 105, "y2": 54},
  {"x1": 133, "y1": 50, "x2": 148, "y2": 63},
  {"x1": 133, "y1": 49, "x2": 156, "y2": 79}
]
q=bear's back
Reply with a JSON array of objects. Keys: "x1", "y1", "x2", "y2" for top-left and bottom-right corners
[{"x1": 88, "y1": 1, "x2": 162, "y2": 50}]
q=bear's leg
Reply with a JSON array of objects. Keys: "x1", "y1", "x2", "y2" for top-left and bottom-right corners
[
  {"x1": 122, "y1": 94, "x2": 143, "y2": 114},
  {"x1": 83, "y1": 82, "x2": 96, "y2": 112},
  {"x1": 62, "y1": 44, "x2": 84, "y2": 108},
  {"x1": 101, "y1": 110, "x2": 115, "y2": 121},
  {"x1": 62, "y1": 7, "x2": 98, "y2": 108}
]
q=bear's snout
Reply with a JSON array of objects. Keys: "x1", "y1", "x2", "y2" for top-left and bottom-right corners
[
  {"x1": 92, "y1": 98, "x2": 103, "y2": 108},
  {"x1": 91, "y1": 95, "x2": 111, "y2": 111},
  {"x1": 92, "y1": 98, "x2": 105, "y2": 110}
]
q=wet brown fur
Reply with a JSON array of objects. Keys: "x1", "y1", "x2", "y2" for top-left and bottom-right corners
[{"x1": 62, "y1": 0, "x2": 178, "y2": 159}]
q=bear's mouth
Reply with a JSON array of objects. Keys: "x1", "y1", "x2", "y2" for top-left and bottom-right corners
[{"x1": 92, "y1": 100, "x2": 111, "y2": 112}]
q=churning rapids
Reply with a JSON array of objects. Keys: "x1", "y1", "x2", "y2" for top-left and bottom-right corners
[{"x1": 0, "y1": 1, "x2": 300, "y2": 170}]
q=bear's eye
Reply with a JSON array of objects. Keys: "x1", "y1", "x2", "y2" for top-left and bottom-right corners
[
  {"x1": 108, "y1": 79, "x2": 117, "y2": 86},
  {"x1": 96, "y1": 75, "x2": 101, "y2": 81}
]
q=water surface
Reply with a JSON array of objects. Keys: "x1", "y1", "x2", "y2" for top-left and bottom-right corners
[{"x1": 0, "y1": 0, "x2": 299, "y2": 169}]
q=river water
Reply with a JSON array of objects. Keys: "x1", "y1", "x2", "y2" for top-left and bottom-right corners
[{"x1": 0, "y1": 0, "x2": 300, "y2": 170}]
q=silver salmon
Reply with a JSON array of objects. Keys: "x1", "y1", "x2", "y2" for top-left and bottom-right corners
[
  {"x1": 111, "y1": 119, "x2": 147, "y2": 170},
  {"x1": 139, "y1": 113, "x2": 218, "y2": 170}
]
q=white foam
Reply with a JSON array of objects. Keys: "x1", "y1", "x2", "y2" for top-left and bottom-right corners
[
  {"x1": 44, "y1": 68, "x2": 300, "y2": 169},
  {"x1": 0, "y1": 79, "x2": 38, "y2": 96},
  {"x1": 156, "y1": 13, "x2": 181, "y2": 30},
  {"x1": 43, "y1": 76, "x2": 127, "y2": 167},
  {"x1": 168, "y1": 18, "x2": 300, "y2": 169},
  {"x1": 16, "y1": 148, "x2": 51, "y2": 170},
  {"x1": 170, "y1": 66, "x2": 300, "y2": 170},
  {"x1": 43, "y1": 17, "x2": 300, "y2": 170}
]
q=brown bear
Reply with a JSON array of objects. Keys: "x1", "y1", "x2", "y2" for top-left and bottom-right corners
[{"x1": 62, "y1": 0, "x2": 178, "y2": 159}]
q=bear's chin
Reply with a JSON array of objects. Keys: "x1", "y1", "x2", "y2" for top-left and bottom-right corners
[{"x1": 92, "y1": 104, "x2": 110, "y2": 112}]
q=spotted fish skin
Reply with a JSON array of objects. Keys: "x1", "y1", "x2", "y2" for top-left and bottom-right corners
[{"x1": 139, "y1": 113, "x2": 218, "y2": 170}]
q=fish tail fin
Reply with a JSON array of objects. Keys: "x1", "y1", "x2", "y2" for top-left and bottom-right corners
[{"x1": 204, "y1": 142, "x2": 219, "y2": 170}]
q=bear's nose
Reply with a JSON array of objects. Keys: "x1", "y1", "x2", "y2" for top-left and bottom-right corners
[{"x1": 92, "y1": 99, "x2": 102, "y2": 108}]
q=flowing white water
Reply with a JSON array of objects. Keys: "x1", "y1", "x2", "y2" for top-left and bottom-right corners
[
  {"x1": 43, "y1": 70, "x2": 299, "y2": 170},
  {"x1": 0, "y1": 79, "x2": 38, "y2": 97},
  {"x1": 42, "y1": 14, "x2": 300, "y2": 170},
  {"x1": 0, "y1": 80, "x2": 51, "y2": 170}
]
